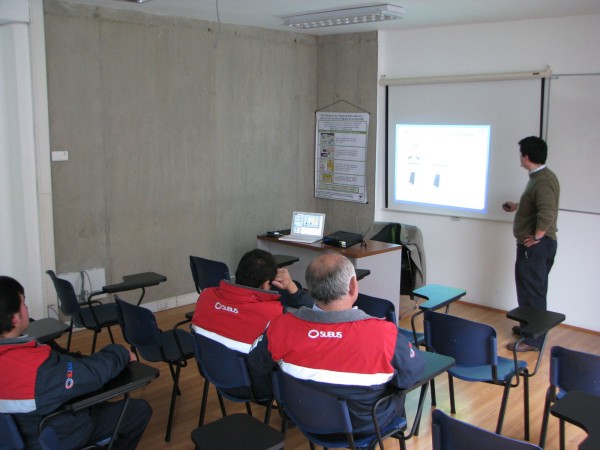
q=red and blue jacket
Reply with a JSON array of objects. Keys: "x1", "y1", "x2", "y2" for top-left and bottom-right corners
[
  {"x1": 248, "y1": 306, "x2": 425, "y2": 432},
  {"x1": 191, "y1": 281, "x2": 285, "y2": 354},
  {"x1": 0, "y1": 337, "x2": 129, "y2": 449}
]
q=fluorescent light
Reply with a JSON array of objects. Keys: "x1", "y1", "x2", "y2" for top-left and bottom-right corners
[{"x1": 283, "y1": 4, "x2": 404, "y2": 29}]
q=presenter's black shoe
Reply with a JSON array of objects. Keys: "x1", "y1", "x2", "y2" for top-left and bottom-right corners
[
  {"x1": 512, "y1": 326, "x2": 522, "y2": 336},
  {"x1": 506, "y1": 342, "x2": 539, "y2": 352}
]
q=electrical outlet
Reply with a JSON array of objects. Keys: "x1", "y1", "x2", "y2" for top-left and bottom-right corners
[
  {"x1": 51, "y1": 150, "x2": 69, "y2": 161},
  {"x1": 58, "y1": 268, "x2": 106, "y2": 300}
]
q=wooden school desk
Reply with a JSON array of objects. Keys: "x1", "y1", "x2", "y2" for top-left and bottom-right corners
[{"x1": 257, "y1": 236, "x2": 403, "y2": 317}]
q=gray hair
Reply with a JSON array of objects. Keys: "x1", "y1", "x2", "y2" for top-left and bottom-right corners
[{"x1": 305, "y1": 253, "x2": 356, "y2": 304}]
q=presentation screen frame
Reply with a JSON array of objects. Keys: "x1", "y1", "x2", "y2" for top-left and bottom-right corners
[{"x1": 384, "y1": 77, "x2": 547, "y2": 222}]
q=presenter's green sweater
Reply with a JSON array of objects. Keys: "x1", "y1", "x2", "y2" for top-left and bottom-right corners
[{"x1": 513, "y1": 167, "x2": 560, "y2": 243}]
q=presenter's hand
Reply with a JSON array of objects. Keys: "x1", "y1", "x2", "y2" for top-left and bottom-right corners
[
  {"x1": 271, "y1": 268, "x2": 298, "y2": 294},
  {"x1": 523, "y1": 235, "x2": 542, "y2": 248}
]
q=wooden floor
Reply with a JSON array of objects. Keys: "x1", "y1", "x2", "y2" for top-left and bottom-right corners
[{"x1": 56, "y1": 298, "x2": 599, "y2": 450}]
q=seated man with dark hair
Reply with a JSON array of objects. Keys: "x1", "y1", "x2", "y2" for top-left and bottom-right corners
[
  {"x1": 191, "y1": 249, "x2": 312, "y2": 355},
  {"x1": 0, "y1": 276, "x2": 152, "y2": 450},
  {"x1": 247, "y1": 252, "x2": 425, "y2": 432}
]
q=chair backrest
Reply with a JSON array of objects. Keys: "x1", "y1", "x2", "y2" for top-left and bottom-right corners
[
  {"x1": 368, "y1": 223, "x2": 415, "y2": 294},
  {"x1": 353, "y1": 293, "x2": 397, "y2": 324},
  {"x1": 431, "y1": 409, "x2": 542, "y2": 450},
  {"x1": 114, "y1": 297, "x2": 163, "y2": 362},
  {"x1": 270, "y1": 370, "x2": 353, "y2": 436},
  {"x1": 189, "y1": 256, "x2": 230, "y2": 294},
  {"x1": 0, "y1": 413, "x2": 25, "y2": 450},
  {"x1": 424, "y1": 310, "x2": 498, "y2": 367},
  {"x1": 550, "y1": 346, "x2": 600, "y2": 395},
  {"x1": 191, "y1": 331, "x2": 253, "y2": 397},
  {"x1": 370, "y1": 223, "x2": 402, "y2": 245},
  {"x1": 45, "y1": 270, "x2": 82, "y2": 319}
]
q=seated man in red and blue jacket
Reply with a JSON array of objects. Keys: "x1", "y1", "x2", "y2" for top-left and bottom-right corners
[
  {"x1": 0, "y1": 276, "x2": 152, "y2": 450},
  {"x1": 247, "y1": 252, "x2": 425, "y2": 433},
  {"x1": 191, "y1": 249, "x2": 312, "y2": 355}
]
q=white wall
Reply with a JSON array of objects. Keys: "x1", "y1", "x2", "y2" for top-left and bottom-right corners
[
  {"x1": 377, "y1": 15, "x2": 600, "y2": 331},
  {"x1": 0, "y1": 0, "x2": 28, "y2": 24},
  {"x1": 0, "y1": 0, "x2": 55, "y2": 319}
]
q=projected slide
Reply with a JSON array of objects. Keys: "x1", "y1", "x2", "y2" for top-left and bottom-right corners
[{"x1": 394, "y1": 124, "x2": 490, "y2": 212}]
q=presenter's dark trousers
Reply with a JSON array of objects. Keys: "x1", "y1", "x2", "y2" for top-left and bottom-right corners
[{"x1": 514, "y1": 237, "x2": 557, "y2": 347}]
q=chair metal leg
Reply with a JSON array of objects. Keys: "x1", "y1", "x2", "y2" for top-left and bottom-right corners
[
  {"x1": 523, "y1": 374, "x2": 530, "y2": 441},
  {"x1": 106, "y1": 393, "x2": 131, "y2": 450},
  {"x1": 412, "y1": 382, "x2": 430, "y2": 437},
  {"x1": 538, "y1": 389, "x2": 554, "y2": 448},
  {"x1": 263, "y1": 402, "x2": 273, "y2": 424},
  {"x1": 448, "y1": 374, "x2": 456, "y2": 414},
  {"x1": 559, "y1": 419, "x2": 566, "y2": 450},
  {"x1": 245, "y1": 402, "x2": 252, "y2": 415},
  {"x1": 167, "y1": 363, "x2": 182, "y2": 396},
  {"x1": 66, "y1": 319, "x2": 74, "y2": 352},
  {"x1": 198, "y1": 377, "x2": 210, "y2": 427},
  {"x1": 217, "y1": 392, "x2": 227, "y2": 417},
  {"x1": 106, "y1": 325, "x2": 115, "y2": 344},
  {"x1": 91, "y1": 330, "x2": 99, "y2": 354},
  {"x1": 430, "y1": 378, "x2": 437, "y2": 406},
  {"x1": 165, "y1": 364, "x2": 182, "y2": 442},
  {"x1": 276, "y1": 401, "x2": 287, "y2": 434},
  {"x1": 495, "y1": 379, "x2": 513, "y2": 435}
]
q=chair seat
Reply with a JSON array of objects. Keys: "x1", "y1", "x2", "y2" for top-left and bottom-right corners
[
  {"x1": 398, "y1": 327, "x2": 424, "y2": 345},
  {"x1": 432, "y1": 409, "x2": 542, "y2": 449},
  {"x1": 139, "y1": 328, "x2": 194, "y2": 362},
  {"x1": 77, "y1": 303, "x2": 119, "y2": 329},
  {"x1": 217, "y1": 385, "x2": 273, "y2": 406},
  {"x1": 450, "y1": 357, "x2": 527, "y2": 383},
  {"x1": 538, "y1": 346, "x2": 600, "y2": 449},
  {"x1": 191, "y1": 413, "x2": 284, "y2": 450},
  {"x1": 305, "y1": 415, "x2": 407, "y2": 449}
]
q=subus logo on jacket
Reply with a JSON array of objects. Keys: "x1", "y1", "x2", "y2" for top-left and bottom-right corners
[
  {"x1": 214, "y1": 302, "x2": 238, "y2": 314},
  {"x1": 308, "y1": 329, "x2": 342, "y2": 339},
  {"x1": 65, "y1": 361, "x2": 74, "y2": 389}
]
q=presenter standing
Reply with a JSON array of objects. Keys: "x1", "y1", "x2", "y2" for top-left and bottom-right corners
[{"x1": 502, "y1": 136, "x2": 560, "y2": 352}]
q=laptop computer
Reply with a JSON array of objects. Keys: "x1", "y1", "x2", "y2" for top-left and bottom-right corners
[{"x1": 278, "y1": 211, "x2": 326, "y2": 244}]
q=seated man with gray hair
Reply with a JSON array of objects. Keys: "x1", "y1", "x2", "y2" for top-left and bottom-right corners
[{"x1": 248, "y1": 252, "x2": 425, "y2": 432}]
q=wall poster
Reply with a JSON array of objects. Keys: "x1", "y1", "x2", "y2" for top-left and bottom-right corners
[{"x1": 315, "y1": 112, "x2": 369, "y2": 203}]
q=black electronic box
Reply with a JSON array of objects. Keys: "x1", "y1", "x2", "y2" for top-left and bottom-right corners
[{"x1": 323, "y1": 231, "x2": 363, "y2": 249}]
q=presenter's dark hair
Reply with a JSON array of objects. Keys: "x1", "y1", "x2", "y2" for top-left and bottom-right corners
[
  {"x1": 235, "y1": 249, "x2": 278, "y2": 289},
  {"x1": 519, "y1": 136, "x2": 548, "y2": 164},
  {"x1": 0, "y1": 276, "x2": 24, "y2": 334}
]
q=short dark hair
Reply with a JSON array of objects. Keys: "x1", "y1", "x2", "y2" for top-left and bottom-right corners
[
  {"x1": 234, "y1": 249, "x2": 278, "y2": 288},
  {"x1": 519, "y1": 136, "x2": 548, "y2": 164},
  {"x1": 0, "y1": 276, "x2": 24, "y2": 334},
  {"x1": 305, "y1": 253, "x2": 355, "y2": 304}
]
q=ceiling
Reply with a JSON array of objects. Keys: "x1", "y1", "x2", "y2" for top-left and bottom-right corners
[{"x1": 65, "y1": 0, "x2": 600, "y2": 35}]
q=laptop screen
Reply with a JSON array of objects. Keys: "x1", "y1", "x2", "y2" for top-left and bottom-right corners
[{"x1": 290, "y1": 211, "x2": 325, "y2": 237}]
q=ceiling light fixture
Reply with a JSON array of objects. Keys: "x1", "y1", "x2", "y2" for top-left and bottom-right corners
[{"x1": 283, "y1": 4, "x2": 404, "y2": 29}]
